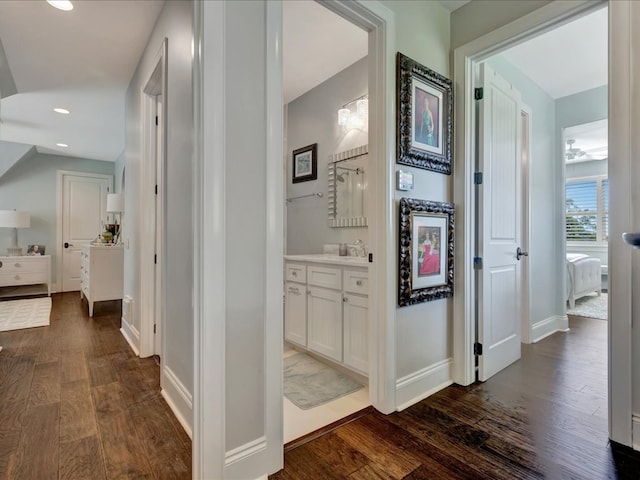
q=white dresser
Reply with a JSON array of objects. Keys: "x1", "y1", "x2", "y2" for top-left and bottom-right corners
[
  {"x1": 80, "y1": 244, "x2": 124, "y2": 317},
  {"x1": 0, "y1": 255, "x2": 51, "y2": 296}
]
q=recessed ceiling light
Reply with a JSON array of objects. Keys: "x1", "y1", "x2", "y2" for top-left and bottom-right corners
[
  {"x1": 47, "y1": 1, "x2": 74, "y2": 11},
  {"x1": 53, "y1": 108, "x2": 70, "y2": 115},
  {"x1": 56, "y1": 143, "x2": 69, "y2": 148}
]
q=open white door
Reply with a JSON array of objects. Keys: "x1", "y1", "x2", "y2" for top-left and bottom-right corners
[
  {"x1": 58, "y1": 172, "x2": 113, "y2": 292},
  {"x1": 476, "y1": 63, "x2": 523, "y2": 381}
]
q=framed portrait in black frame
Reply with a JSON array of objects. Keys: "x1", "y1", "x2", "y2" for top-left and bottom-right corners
[
  {"x1": 397, "y1": 52, "x2": 453, "y2": 175},
  {"x1": 292, "y1": 143, "x2": 318, "y2": 183},
  {"x1": 398, "y1": 197, "x2": 454, "y2": 306}
]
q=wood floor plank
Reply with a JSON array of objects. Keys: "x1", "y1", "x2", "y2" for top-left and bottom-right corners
[
  {"x1": 11, "y1": 403, "x2": 59, "y2": 480},
  {"x1": 59, "y1": 435, "x2": 106, "y2": 480},
  {"x1": 28, "y1": 360, "x2": 61, "y2": 407},
  {"x1": 60, "y1": 379, "x2": 98, "y2": 443},
  {"x1": 0, "y1": 355, "x2": 35, "y2": 402}
]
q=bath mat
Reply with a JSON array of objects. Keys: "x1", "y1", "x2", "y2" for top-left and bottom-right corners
[
  {"x1": 568, "y1": 292, "x2": 607, "y2": 320},
  {"x1": 284, "y1": 353, "x2": 364, "y2": 410}
]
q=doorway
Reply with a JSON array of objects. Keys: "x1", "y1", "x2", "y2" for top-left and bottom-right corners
[{"x1": 453, "y1": 0, "x2": 622, "y2": 440}]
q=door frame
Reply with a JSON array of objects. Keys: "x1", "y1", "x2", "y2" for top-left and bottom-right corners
[
  {"x1": 139, "y1": 39, "x2": 167, "y2": 359},
  {"x1": 56, "y1": 170, "x2": 113, "y2": 292},
  {"x1": 520, "y1": 104, "x2": 532, "y2": 344},
  {"x1": 452, "y1": 0, "x2": 633, "y2": 446}
]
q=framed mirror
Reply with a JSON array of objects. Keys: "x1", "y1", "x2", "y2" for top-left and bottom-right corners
[{"x1": 327, "y1": 144, "x2": 368, "y2": 227}]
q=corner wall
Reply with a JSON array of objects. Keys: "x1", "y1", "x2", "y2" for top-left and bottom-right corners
[{"x1": 123, "y1": 0, "x2": 194, "y2": 432}]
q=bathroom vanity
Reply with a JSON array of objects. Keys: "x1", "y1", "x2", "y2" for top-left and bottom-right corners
[{"x1": 284, "y1": 254, "x2": 369, "y2": 375}]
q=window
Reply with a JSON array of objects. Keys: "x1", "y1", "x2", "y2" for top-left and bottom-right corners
[{"x1": 565, "y1": 175, "x2": 608, "y2": 243}]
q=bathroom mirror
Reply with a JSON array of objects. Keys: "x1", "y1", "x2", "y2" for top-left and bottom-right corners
[{"x1": 328, "y1": 144, "x2": 368, "y2": 227}]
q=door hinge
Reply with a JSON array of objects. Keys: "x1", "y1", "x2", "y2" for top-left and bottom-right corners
[
  {"x1": 474, "y1": 87, "x2": 484, "y2": 100},
  {"x1": 474, "y1": 172, "x2": 483, "y2": 185},
  {"x1": 153, "y1": 324, "x2": 156, "y2": 334},
  {"x1": 368, "y1": 253, "x2": 373, "y2": 263},
  {"x1": 154, "y1": 254, "x2": 157, "y2": 265},
  {"x1": 155, "y1": 184, "x2": 158, "y2": 195},
  {"x1": 155, "y1": 115, "x2": 158, "y2": 126},
  {"x1": 474, "y1": 342, "x2": 483, "y2": 356},
  {"x1": 473, "y1": 257, "x2": 483, "y2": 270}
]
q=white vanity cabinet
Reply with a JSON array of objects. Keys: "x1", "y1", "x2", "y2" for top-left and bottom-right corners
[
  {"x1": 284, "y1": 263, "x2": 307, "y2": 346},
  {"x1": 284, "y1": 256, "x2": 369, "y2": 375}
]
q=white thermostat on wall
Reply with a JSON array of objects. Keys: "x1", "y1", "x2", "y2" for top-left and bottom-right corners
[{"x1": 396, "y1": 169, "x2": 414, "y2": 191}]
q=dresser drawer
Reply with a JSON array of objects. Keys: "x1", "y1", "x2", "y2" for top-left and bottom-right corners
[
  {"x1": 308, "y1": 265, "x2": 342, "y2": 290},
  {"x1": 343, "y1": 269, "x2": 368, "y2": 295},
  {"x1": 285, "y1": 263, "x2": 306, "y2": 283},
  {"x1": 0, "y1": 272, "x2": 47, "y2": 287},
  {"x1": 0, "y1": 258, "x2": 47, "y2": 274}
]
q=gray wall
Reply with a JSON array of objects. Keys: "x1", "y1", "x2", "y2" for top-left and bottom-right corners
[
  {"x1": 123, "y1": 0, "x2": 194, "y2": 423},
  {"x1": 0, "y1": 152, "x2": 114, "y2": 287},
  {"x1": 381, "y1": 0, "x2": 453, "y2": 389},
  {"x1": 487, "y1": 55, "x2": 562, "y2": 327},
  {"x1": 286, "y1": 57, "x2": 368, "y2": 254}
]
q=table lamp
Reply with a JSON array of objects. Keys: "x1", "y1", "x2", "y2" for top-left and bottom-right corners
[
  {"x1": 0, "y1": 210, "x2": 31, "y2": 256},
  {"x1": 106, "y1": 194, "x2": 124, "y2": 243}
]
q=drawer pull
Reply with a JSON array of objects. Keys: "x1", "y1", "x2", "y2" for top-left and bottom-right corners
[
  {"x1": 356, "y1": 280, "x2": 363, "y2": 286},
  {"x1": 289, "y1": 287, "x2": 299, "y2": 293},
  {"x1": 292, "y1": 271, "x2": 297, "y2": 277},
  {"x1": 0, "y1": 260, "x2": 2, "y2": 268},
  {"x1": 14, "y1": 263, "x2": 20, "y2": 268},
  {"x1": 343, "y1": 296, "x2": 349, "y2": 303},
  {"x1": 14, "y1": 275, "x2": 20, "y2": 281}
]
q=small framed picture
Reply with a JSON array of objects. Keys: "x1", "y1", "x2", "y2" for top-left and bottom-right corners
[
  {"x1": 292, "y1": 143, "x2": 318, "y2": 183},
  {"x1": 397, "y1": 53, "x2": 453, "y2": 174},
  {"x1": 26, "y1": 244, "x2": 45, "y2": 256},
  {"x1": 398, "y1": 198, "x2": 454, "y2": 306}
]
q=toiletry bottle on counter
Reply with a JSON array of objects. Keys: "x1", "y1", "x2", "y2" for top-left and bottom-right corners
[{"x1": 339, "y1": 243, "x2": 348, "y2": 256}]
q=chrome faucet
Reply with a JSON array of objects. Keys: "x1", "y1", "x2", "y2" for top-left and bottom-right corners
[{"x1": 354, "y1": 239, "x2": 365, "y2": 257}]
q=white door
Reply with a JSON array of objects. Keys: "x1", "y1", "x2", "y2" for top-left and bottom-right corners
[
  {"x1": 60, "y1": 172, "x2": 112, "y2": 292},
  {"x1": 307, "y1": 286, "x2": 342, "y2": 362},
  {"x1": 343, "y1": 293, "x2": 368, "y2": 374},
  {"x1": 476, "y1": 63, "x2": 523, "y2": 381},
  {"x1": 284, "y1": 282, "x2": 307, "y2": 346}
]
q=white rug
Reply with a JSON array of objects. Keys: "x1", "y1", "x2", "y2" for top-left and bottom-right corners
[
  {"x1": 284, "y1": 353, "x2": 364, "y2": 410},
  {"x1": 0, "y1": 297, "x2": 52, "y2": 332},
  {"x1": 568, "y1": 292, "x2": 607, "y2": 320}
]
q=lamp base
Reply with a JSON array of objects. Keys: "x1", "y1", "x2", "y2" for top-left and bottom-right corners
[{"x1": 6, "y1": 247, "x2": 23, "y2": 256}]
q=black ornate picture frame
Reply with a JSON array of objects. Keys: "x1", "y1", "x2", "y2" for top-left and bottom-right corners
[
  {"x1": 397, "y1": 52, "x2": 452, "y2": 175},
  {"x1": 399, "y1": 198, "x2": 454, "y2": 306},
  {"x1": 292, "y1": 143, "x2": 318, "y2": 183}
]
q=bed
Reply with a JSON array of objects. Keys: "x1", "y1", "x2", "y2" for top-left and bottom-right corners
[{"x1": 566, "y1": 253, "x2": 602, "y2": 308}]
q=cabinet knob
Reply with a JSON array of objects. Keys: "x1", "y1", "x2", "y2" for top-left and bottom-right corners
[
  {"x1": 343, "y1": 296, "x2": 348, "y2": 302},
  {"x1": 0, "y1": 260, "x2": 3, "y2": 268},
  {"x1": 14, "y1": 275, "x2": 20, "y2": 281},
  {"x1": 292, "y1": 271, "x2": 297, "y2": 277},
  {"x1": 14, "y1": 263, "x2": 20, "y2": 268},
  {"x1": 356, "y1": 280, "x2": 363, "y2": 286}
]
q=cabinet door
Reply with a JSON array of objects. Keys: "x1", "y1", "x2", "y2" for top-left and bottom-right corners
[
  {"x1": 307, "y1": 286, "x2": 343, "y2": 362},
  {"x1": 343, "y1": 294, "x2": 368, "y2": 374},
  {"x1": 284, "y1": 282, "x2": 307, "y2": 346}
]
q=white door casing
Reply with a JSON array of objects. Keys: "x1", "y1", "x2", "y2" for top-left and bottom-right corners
[
  {"x1": 476, "y1": 63, "x2": 523, "y2": 381},
  {"x1": 57, "y1": 171, "x2": 113, "y2": 292}
]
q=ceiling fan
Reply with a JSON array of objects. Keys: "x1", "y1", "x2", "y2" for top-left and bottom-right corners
[{"x1": 565, "y1": 139, "x2": 586, "y2": 160}]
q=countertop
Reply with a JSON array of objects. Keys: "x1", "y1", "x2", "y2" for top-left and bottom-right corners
[{"x1": 284, "y1": 254, "x2": 369, "y2": 268}]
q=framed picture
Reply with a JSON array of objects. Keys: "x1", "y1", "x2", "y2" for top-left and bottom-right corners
[
  {"x1": 398, "y1": 198, "x2": 454, "y2": 306},
  {"x1": 292, "y1": 143, "x2": 318, "y2": 183},
  {"x1": 26, "y1": 244, "x2": 45, "y2": 256},
  {"x1": 397, "y1": 52, "x2": 453, "y2": 175}
]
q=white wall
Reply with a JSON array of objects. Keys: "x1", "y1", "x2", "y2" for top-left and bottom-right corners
[
  {"x1": 379, "y1": 0, "x2": 454, "y2": 409},
  {"x1": 0, "y1": 152, "x2": 114, "y2": 288},
  {"x1": 123, "y1": 0, "x2": 194, "y2": 428},
  {"x1": 286, "y1": 57, "x2": 368, "y2": 254}
]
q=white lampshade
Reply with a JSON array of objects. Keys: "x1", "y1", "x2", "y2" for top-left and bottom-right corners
[
  {"x1": 0, "y1": 210, "x2": 30, "y2": 228},
  {"x1": 106, "y1": 193, "x2": 124, "y2": 213}
]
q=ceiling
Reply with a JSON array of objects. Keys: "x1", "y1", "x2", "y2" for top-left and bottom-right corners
[
  {"x1": 0, "y1": 0, "x2": 165, "y2": 162},
  {"x1": 500, "y1": 7, "x2": 607, "y2": 100},
  {"x1": 283, "y1": 1, "x2": 367, "y2": 104}
]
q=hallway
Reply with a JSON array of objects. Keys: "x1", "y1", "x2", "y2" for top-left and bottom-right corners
[
  {"x1": 0, "y1": 293, "x2": 191, "y2": 479},
  {"x1": 271, "y1": 316, "x2": 640, "y2": 479}
]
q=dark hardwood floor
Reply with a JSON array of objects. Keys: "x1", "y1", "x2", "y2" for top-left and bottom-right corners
[
  {"x1": 0, "y1": 292, "x2": 191, "y2": 480},
  {"x1": 272, "y1": 315, "x2": 640, "y2": 479}
]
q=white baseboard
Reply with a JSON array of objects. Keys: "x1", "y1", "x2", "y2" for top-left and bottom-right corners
[
  {"x1": 531, "y1": 315, "x2": 569, "y2": 343},
  {"x1": 119, "y1": 317, "x2": 140, "y2": 356},
  {"x1": 395, "y1": 358, "x2": 453, "y2": 411},
  {"x1": 225, "y1": 437, "x2": 267, "y2": 466},
  {"x1": 162, "y1": 365, "x2": 193, "y2": 439},
  {"x1": 633, "y1": 415, "x2": 640, "y2": 451}
]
